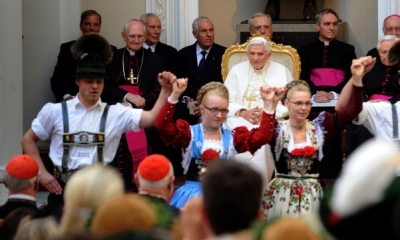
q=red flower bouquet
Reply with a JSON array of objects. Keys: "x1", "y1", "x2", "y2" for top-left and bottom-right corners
[
  {"x1": 201, "y1": 149, "x2": 220, "y2": 163},
  {"x1": 290, "y1": 146, "x2": 316, "y2": 158}
]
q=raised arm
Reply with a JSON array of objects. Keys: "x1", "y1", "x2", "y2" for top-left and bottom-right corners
[
  {"x1": 138, "y1": 72, "x2": 176, "y2": 128},
  {"x1": 154, "y1": 78, "x2": 191, "y2": 149},
  {"x1": 335, "y1": 56, "x2": 376, "y2": 111}
]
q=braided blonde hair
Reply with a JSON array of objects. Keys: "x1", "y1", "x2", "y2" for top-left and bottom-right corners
[
  {"x1": 196, "y1": 82, "x2": 229, "y2": 104},
  {"x1": 284, "y1": 80, "x2": 311, "y2": 100}
]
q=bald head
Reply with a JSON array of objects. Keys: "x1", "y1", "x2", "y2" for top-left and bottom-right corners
[
  {"x1": 121, "y1": 19, "x2": 146, "y2": 52},
  {"x1": 383, "y1": 15, "x2": 400, "y2": 37}
]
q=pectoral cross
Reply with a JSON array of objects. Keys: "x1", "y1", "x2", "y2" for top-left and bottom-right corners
[
  {"x1": 127, "y1": 69, "x2": 137, "y2": 84},
  {"x1": 244, "y1": 91, "x2": 258, "y2": 108}
]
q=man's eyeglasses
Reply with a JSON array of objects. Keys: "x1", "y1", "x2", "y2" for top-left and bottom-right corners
[
  {"x1": 203, "y1": 105, "x2": 229, "y2": 115},
  {"x1": 126, "y1": 34, "x2": 144, "y2": 40},
  {"x1": 287, "y1": 99, "x2": 312, "y2": 107},
  {"x1": 383, "y1": 27, "x2": 400, "y2": 33}
]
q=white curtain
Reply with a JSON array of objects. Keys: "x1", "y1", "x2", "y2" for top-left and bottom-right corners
[{"x1": 146, "y1": 0, "x2": 199, "y2": 50}]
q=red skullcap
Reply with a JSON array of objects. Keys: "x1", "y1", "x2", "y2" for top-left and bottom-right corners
[
  {"x1": 5, "y1": 154, "x2": 39, "y2": 180},
  {"x1": 138, "y1": 154, "x2": 170, "y2": 181}
]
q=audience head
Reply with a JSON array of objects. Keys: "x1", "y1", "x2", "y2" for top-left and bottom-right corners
[
  {"x1": 246, "y1": 36, "x2": 272, "y2": 70},
  {"x1": 376, "y1": 35, "x2": 399, "y2": 66},
  {"x1": 141, "y1": 13, "x2": 162, "y2": 46},
  {"x1": 90, "y1": 194, "x2": 157, "y2": 238},
  {"x1": 180, "y1": 196, "x2": 214, "y2": 240},
  {"x1": 3, "y1": 154, "x2": 39, "y2": 194},
  {"x1": 260, "y1": 217, "x2": 319, "y2": 240},
  {"x1": 80, "y1": 10, "x2": 101, "y2": 34},
  {"x1": 248, "y1": 13, "x2": 273, "y2": 39},
  {"x1": 14, "y1": 217, "x2": 58, "y2": 240},
  {"x1": 382, "y1": 14, "x2": 400, "y2": 37},
  {"x1": 59, "y1": 164, "x2": 124, "y2": 235},
  {"x1": 135, "y1": 154, "x2": 175, "y2": 199},
  {"x1": 284, "y1": 80, "x2": 312, "y2": 121},
  {"x1": 202, "y1": 160, "x2": 263, "y2": 235},
  {"x1": 320, "y1": 139, "x2": 400, "y2": 239},
  {"x1": 71, "y1": 33, "x2": 113, "y2": 106},
  {"x1": 192, "y1": 17, "x2": 215, "y2": 50},
  {"x1": 315, "y1": 8, "x2": 339, "y2": 41},
  {"x1": 122, "y1": 19, "x2": 147, "y2": 52},
  {"x1": 196, "y1": 82, "x2": 229, "y2": 130},
  {"x1": 0, "y1": 208, "x2": 36, "y2": 240}
]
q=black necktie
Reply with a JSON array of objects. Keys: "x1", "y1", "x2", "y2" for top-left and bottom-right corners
[{"x1": 198, "y1": 51, "x2": 207, "y2": 70}]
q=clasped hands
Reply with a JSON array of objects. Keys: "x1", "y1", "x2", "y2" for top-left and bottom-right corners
[{"x1": 240, "y1": 85, "x2": 286, "y2": 124}]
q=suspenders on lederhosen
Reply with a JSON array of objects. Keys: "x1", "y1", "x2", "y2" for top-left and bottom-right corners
[
  {"x1": 392, "y1": 104, "x2": 398, "y2": 139},
  {"x1": 61, "y1": 101, "x2": 110, "y2": 173}
]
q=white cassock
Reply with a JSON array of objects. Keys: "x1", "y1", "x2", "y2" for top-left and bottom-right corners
[{"x1": 224, "y1": 59, "x2": 293, "y2": 190}]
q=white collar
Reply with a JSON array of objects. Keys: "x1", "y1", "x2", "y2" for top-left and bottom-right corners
[
  {"x1": 9, "y1": 194, "x2": 36, "y2": 201},
  {"x1": 143, "y1": 42, "x2": 156, "y2": 52},
  {"x1": 196, "y1": 44, "x2": 211, "y2": 56},
  {"x1": 73, "y1": 93, "x2": 104, "y2": 110},
  {"x1": 319, "y1": 37, "x2": 332, "y2": 46},
  {"x1": 126, "y1": 47, "x2": 136, "y2": 56}
]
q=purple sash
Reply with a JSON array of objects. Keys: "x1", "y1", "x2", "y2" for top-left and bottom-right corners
[
  {"x1": 119, "y1": 85, "x2": 147, "y2": 182},
  {"x1": 369, "y1": 94, "x2": 392, "y2": 101},
  {"x1": 310, "y1": 68, "x2": 345, "y2": 86}
]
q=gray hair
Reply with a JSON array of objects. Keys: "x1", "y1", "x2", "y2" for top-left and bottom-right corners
[
  {"x1": 377, "y1": 35, "x2": 399, "y2": 50},
  {"x1": 140, "y1": 13, "x2": 159, "y2": 24},
  {"x1": 122, "y1": 19, "x2": 147, "y2": 34},
  {"x1": 315, "y1": 8, "x2": 339, "y2": 24},
  {"x1": 192, "y1": 16, "x2": 212, "y2": 33},
  {"x1": 248, "y1": 13, "x2": 272, "y2": 27},
  {"x1": 3, "y1": 172, "x2": 38, "y2": 192},
  {"x1": 246, "y1": 37, "x2": 270, "y2": 53},
  {"x1": 138, "y1": 161, "x2": 174, "y2": 189}
]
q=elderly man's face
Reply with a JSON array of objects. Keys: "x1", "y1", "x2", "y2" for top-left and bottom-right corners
[
  {"x1": 193, "y1": 20, "x2": 215, "y2": 50},
  {"x1": 378, "y1": 40, "x2": 396, "y2": 66},
  {"x1": 316, "y1": 13, "x2": 338, "y2": 41},
  {"x1": 249, "y1": 16, "x2": 273, "y2": 39},
  {"x1": 383, "y1": 16, "x2": 400, "y2": 37},
  {"x1": 247, "y1": 44, "x2": 271, "y2": 70},
  {"x1": 145, "y1": 16, "x2": 162, "y2": 46},
  {"x1": 80, "y1": 14, "x2": 101, "y2": 34},
  {"x1": 122, "y1": 21, "x2": 146, "y2": 52}
]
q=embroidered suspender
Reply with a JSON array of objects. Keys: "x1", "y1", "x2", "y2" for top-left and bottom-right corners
[
  {"x1": 61, "y1": 102, "x2": 110, "y2": 172},
  {"x1": 392, "y1": 104, "x2": 398, "y2": 139}
]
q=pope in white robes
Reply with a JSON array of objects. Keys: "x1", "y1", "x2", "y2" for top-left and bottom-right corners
[{"x1": 224, "y1": 37, "x2": 293, "y2": 189}]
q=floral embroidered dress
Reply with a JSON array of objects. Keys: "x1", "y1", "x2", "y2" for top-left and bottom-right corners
[
  {"x1": 155, "y1": 99, "x2": 276, "y2": 208},
  {"x1": 262, "y1": 85, "x2": 364, "y2": 221}
]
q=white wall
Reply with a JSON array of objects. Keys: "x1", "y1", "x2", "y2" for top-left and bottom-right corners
[
  {"x1": 0, "y1": 0, "x2": 23, "y2": 167},
  {"x1": 80, "y1": 0, "x2": 146, "y2": 48},
  {"x1": 325, "y1": 0, "x2": 378, "y2": 56}
]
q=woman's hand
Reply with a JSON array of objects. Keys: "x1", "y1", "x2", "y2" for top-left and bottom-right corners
[
  {"x1": 260, "y1": 86, "x2": 286, "y2": 113},
  {"x1": 351, "y1": 57, "x2": 376, "y2": 86},
  {"x1": 170, "y1": 78, "x2": 188, "y2": 102}
]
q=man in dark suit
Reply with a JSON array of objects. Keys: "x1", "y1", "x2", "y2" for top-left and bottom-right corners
[
  {"x1": 141, "y1": 13, "x2": 178, "y2": 74},
  {"x1": 50, "y1": 10, "x2": 116, "y2": 102},
  {"x1": 299, "y1": 9, "x2": 356, "y2": 180},
  {"x1": 176, "y1": 16, "x2": 226, "y2": 125},
  {"x1": 102, "y1": 19, "x2": 166, "y2": 191},
  {"x1": 139, "y1": 13, "x2": 182, "y2": 178},
  {"x1": 0, "y1": 154, "x2": 39, "y2": 219}
]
